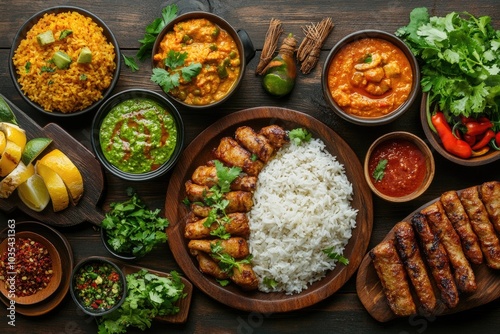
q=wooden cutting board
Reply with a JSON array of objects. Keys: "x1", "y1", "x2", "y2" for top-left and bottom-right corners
[
  {"x1": 0, "y1": 94, "x2": 105, "y2": 226},
  {"x1": 356, "y1": 185, "x2": 500, "y2": 322}
]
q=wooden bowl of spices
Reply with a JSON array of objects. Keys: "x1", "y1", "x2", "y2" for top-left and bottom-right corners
[
  {"x1": 0, "y1": 231, "x2": 62, "y2": 304},
  {"x1": 364, "y1": 131, "x2": 435, "y2": 202}
]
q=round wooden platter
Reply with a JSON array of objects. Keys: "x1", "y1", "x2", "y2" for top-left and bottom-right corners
[
  {"x1": 0, "y1": 94, "x2": 105, "y2": 226},
  {"x1": 356, "y1": 185, "x2": 500, "y2": 322},
  {"x1": 0, "y1": 221, "x2": 74, "y2": 316},
  {"x1": 165, "y1": 106, "x2": 373, "y2": 313}
]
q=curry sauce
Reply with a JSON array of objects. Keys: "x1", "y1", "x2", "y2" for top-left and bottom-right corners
[{"x1": 327, "y1": 38, "x2": 413, "y2": 117}]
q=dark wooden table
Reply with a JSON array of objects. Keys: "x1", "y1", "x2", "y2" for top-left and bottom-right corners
[{"x1": 1, "y1": 0, "x2": 499, "y2": 333}]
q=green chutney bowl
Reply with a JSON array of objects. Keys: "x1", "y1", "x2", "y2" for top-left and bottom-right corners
[{"x1": 91, "y1": 88, "x2": 184, "y2": 181}]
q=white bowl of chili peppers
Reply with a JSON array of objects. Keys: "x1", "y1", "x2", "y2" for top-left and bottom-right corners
[{"x1": 70, "y1": 256, "x2": 126, "y2": 316}]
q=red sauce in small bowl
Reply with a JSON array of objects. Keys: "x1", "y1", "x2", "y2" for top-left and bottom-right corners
[{"x1": 368, "y1": 139, "x2": 427, "y2": 197}]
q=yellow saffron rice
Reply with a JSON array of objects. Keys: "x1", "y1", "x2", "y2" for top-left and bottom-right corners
[{"x1": 12, "y1": 11, "x2": 117, "y2": 113}]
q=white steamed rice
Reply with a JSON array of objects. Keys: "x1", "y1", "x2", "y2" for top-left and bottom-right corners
[{"x1": 247, "y1": 136, "x2": 358, "y2": 295}]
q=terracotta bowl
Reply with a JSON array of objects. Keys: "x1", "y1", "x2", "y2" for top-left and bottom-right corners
[
  {"x1": 9, "y1": 6, "x2": 120, "y2": 117},
  {"x1": 364, "y1": 131, "x2": 435, "y2": 202},
  {"x1": 0, "y1": 231, "x2": 62, "y2": 304},
  {"x1": 70, "y1": 256, "x2": 127, "y2": 316},
  {"x1": 322, "y1": 29, "x2": 420, "y2": 126},
  {"x1": 151, "y1": 11, "x2": 255, "y2": 109},
  {"x1": 420, "y1": 93, "x2": 500, "y2": 166}
]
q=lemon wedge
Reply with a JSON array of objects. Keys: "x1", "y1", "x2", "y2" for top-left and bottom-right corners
[
  {"x1": 35, "y1": 161, "x2": 69, "y2": 212},
  {"x1": 0, "y1": 122, "x2": 26, "y2": 150},
  {"x1": 0, "y1": 140, "x2": 23, "y2": 177},
  {"x1": 17, "y1": 174, "x2": 50, "y2": 212},
  {"x1": 0, "y1": 162, "x2": 35, "y2": 198},
  {"x1": 37, "y1": 149, "x2": 83, "y2": 204}
]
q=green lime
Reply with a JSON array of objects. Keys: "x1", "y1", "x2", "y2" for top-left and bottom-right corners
[
  {"x1": 262, "y1": 72, "x2": 295, "y2": 97},
  {"x1": 21, "y1": 137, "x2": 53, "y2": 165},
  {"x1": 0, "y1": 96, "x2": 18, "y2": 125}
]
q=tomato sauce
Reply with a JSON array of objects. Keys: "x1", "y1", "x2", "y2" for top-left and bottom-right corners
[{"x1": 368, "y1": 139, "x2": 426, "y2": 197}]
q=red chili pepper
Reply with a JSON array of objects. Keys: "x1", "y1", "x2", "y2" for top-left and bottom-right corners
[
  {"x1": 431, "y1": 111, "x2": 472, "y2": 159},
  {"x1": 463, "y1": 133, "x2": 476, "y2": 146},
  {"x1": 464, "y1": 119, "x2": 493, "y2": 136},
  {"x1": 496, "y1": 132, "x2": 500, "y2": 147},
  {"x1": 472, "y1": 129, "x2": 495, "y2": 150}
]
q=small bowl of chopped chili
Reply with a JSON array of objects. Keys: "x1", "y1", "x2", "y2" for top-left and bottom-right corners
[
  {"x1": 322, "y1": 30, "x2": 420, "y2": 126},
  {"x1": 364, "y1": 131, "x2": 435, "y2": 202},
  {"x1": 151, "y1": 11, "x2": 255, "y2": 109},
  {"x1": 91, "y1": 88, "x2": 184, "y2": 181},
  {"x1": 70, "y1": 257, "x2": 126, "y2": 316},
  {"x1": 0, "y1": 231, "x2": 62, "y2": 305}
]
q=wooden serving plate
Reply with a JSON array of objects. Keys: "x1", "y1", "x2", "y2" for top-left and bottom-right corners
[
  {"x1": 0, "y1": 221, "x2": 73, "y2": 316},
  {"x1": 165, "y1": 107, "x2": 373, "y2": 313},
  {"x1": 356, "y1": 185, "x2": 500, "y2": 322},
  {"x1": 0, "y1": 231, "x2": 62, "y2": 304},
  {"x1": 104, "y1": 258, "x2": 193, "y2": 324},
  {"x1": 0, "y1": 94, "x2": 105, "y2": 226}
]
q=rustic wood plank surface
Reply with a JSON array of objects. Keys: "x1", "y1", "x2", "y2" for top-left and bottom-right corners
[{"x1": 0, "y1": 0, "x2": 499, "y2": 333}]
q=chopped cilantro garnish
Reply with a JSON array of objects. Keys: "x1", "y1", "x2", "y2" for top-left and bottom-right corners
[{"x1": 372, "y1": 159, "x2": 388, "y2": 182}]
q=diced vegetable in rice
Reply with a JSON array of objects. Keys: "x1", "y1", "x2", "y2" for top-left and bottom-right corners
[{"x1": 247, "y1": 137, "x2": 357, "y2": 294}]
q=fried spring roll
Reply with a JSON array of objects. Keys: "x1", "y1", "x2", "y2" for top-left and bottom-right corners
[
  {"x1": 188, "y1": 237, "x2": 250, "y2": 259},
  {"x1": 421, "y1": 201, "x2": 476, "y2": 293},
  {"x1": 479, "y1": 181, "x2": 500, "y2": 234},
  {"x1": 258, "y1": 125, "x2": 289, "y2": 149},
  {"x1": 213, "y1": 137, "x2": 264, "y2": 176},
  {"x1": 184, "y1": 213, "x2": 250, "y2": 239},
  {"x1": 191, "y1": 165, "x2": 257, "y2": 192},
  {"x1": 440, "y1": 190, "x2": 483, "y2": 265},
  {"x1": 394, "y1": 221, "x2": 437, "y2": 312},
  {"x1": 411, "y1": 213, "x2": 459, "y2": 308},
  {"x1": 460, "y1": 186, "x2": 500, "y2": 270},
  {"x1": 235, "y1": 126, "x2": 275, "y2": 163},
  {"x1": 369, "y1": 239, "x2": 417, "y2": 316}
]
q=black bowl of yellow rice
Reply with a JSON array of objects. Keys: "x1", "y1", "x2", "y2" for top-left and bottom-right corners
[{"x1": 9, "y1": 6, "x2": 121, "y2": 117}]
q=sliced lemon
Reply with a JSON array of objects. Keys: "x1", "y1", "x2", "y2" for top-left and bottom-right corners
[
  {"x1": 0, "y1": 162, "x2": 35, "y2": 198},
  {"x1": 38, "y1": 149, "x2": 83, "y2": 203},
  {"x1": 0, "y1": 122, "x2": 26, "y2": 150},
  {"x1": 35, "y1": 161, "x2": 69, "y2": 212},
  {"x1": 17, "y1": 174, "x2": 50, "y2": 212},
  {"x1": 0, "y1": 140, "x2": 23, "y2": 177},
  {"x1": 0, "y1": 131, "x2": 6, "y2": 153},
  {"x1": 21, "y1": 137, "x2": 53, "y2": 165}
]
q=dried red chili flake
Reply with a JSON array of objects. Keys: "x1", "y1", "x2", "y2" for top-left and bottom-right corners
[{"x1": 0, "y1": 237, "x2": 54, "y2": 297}]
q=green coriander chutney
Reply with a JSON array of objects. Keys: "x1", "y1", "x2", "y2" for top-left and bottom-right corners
[{"x1": 99, "y1": 98, "x2": 177, "y2": 174}]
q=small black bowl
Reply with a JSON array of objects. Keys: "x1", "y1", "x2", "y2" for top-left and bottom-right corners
[
  {"x1": 100, "y1": 228, "x2": 136, "y2": 261},
  {"x1": 9, "y1": 6, "x2": 120, "y2": 117},
  {"x1": 70, "y1": 257, "x2": 127, "y2": 317},
  {"x1": 151, "y1": 11, "x2": 255, "y2": 109},
  {"x1": 91, "y1": 88, "x2": 184, "y2": 181}
]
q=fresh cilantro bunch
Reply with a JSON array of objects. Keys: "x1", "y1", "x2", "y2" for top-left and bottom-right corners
[
  {"x1": 151, "y1": 50, "x2": 202, "y2": 93},
  {"x1": 98, "y1": 269, "x2": 186, "y2": 334},
  {"x1": 101, "y1": 189, "x2": 169, "y2": 258},
  {"x1": 122, "y1": 4, "x2": 178, "y2": 71},
  {"x1": 396, "y1": 7, "x2": 500, "y2": 123}
]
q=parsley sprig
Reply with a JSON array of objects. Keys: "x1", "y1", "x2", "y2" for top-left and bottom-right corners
[
  {"x1": 372, "y1": 159, "x2": 388, "y2": 182},
  {"x1": 122, "y1": 4, "x2": 179, "y2": 71},
  {"x1": 289, "y1": 128, "x2": 312, "y2": 145},
  {"x1": 98, "y1": 269, "x2": 185, "y2": 334},
  {"x1": 210, "y1": 241, "x2": 253, "y2": 274},
  {"x1": 151, "y1": 50, "x2": 202, "y2": 93},
  {"x1": 322, "y1": 247, "x2": 349, "y2": 265},
  {"x1": 101, "y1": 188, "x2": 169, "y2": 257}
]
